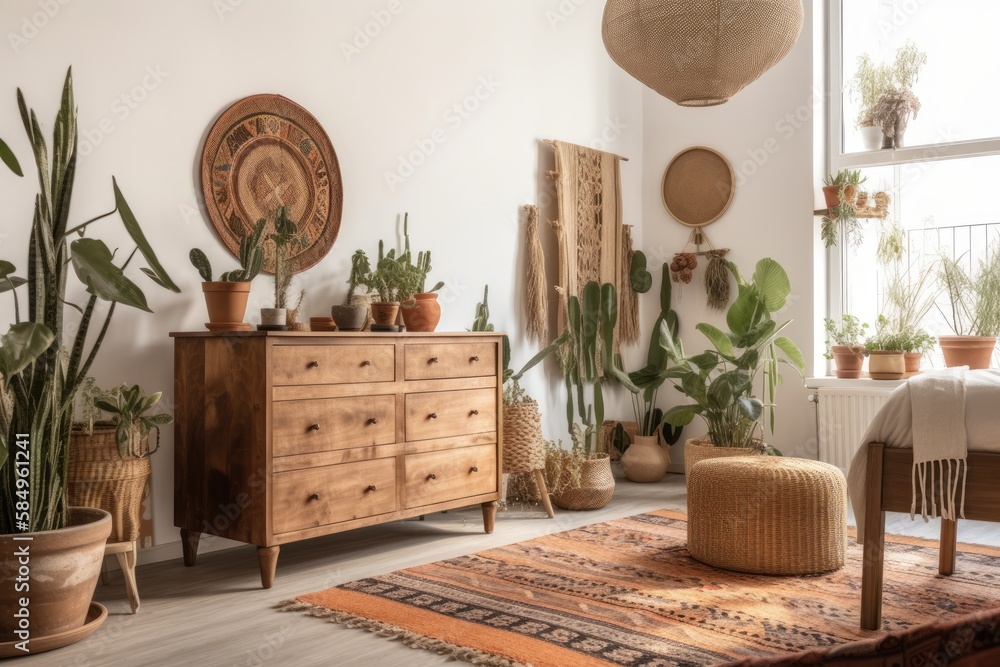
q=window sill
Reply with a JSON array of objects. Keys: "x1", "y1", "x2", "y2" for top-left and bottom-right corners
[{"x1": 805, "y1": 374, "x2": 916, "y2": 390}]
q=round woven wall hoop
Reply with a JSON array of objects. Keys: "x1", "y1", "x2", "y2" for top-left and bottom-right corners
[
  {"x1": 200, "y1": 94, "x2": 343, "y2": 274},
  {"x1": 661, "y1": 147, "x2": 735, "y2": 227}
]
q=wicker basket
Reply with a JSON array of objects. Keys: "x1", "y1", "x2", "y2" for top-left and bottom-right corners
[
  {"x1": 683, "y1": 435, "x2": 763, "y2": 478},
  {"x1": 68, "y1": 424, "x2": 151, "y2": 543},
  {"x1": 552, "y1": 454, "x2": 615, "y2": 511},
  {"x1": 502, "y1": 400, "x2": 546, "y2": 474}
]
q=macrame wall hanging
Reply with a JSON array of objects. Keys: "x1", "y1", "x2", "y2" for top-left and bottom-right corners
[
  {"x1": 545, "y1": 139, "x2": 629, "y2": 341},
  {"x1": 602, "y1": 0, "x2": 804, "y2": 107},
  {"x1": 524, "y1": 204, "x2": 549, "y2": 343}
]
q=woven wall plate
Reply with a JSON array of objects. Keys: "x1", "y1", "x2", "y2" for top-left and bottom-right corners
[
  {"x1": 200, "y1": 94, "x2": 343, "y2": 274},
  {"x1": 661, "y1": 147, "x2": 735, "y2": 227}
]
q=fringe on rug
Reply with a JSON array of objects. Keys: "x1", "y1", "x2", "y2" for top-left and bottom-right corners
[
  {"x1": 911, "y1": 458, "x2": 968, "y2": 523},
  {"x1": 276, "y1": 599, "x2": 529, "y2": 667},
  {"x1": 524, "y1": 204, "x2": 548, "y2": 343},
  {"x1": 618, "y1": 225, "x2": 640, "y2": 345}
]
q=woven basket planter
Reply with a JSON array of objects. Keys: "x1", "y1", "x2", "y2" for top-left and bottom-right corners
[
  {"x1": 552, "y1": 454, "x2": 615, "y2": 511},
  {"x1": 683, "y1": 435, "x2": 763, "y2": 478},
  {"x1": 502, "y1": 399, "x2": 546, "y2": 474},
  {"x1": 68, "y1": 424, "x2": 151, "y2": 543}
]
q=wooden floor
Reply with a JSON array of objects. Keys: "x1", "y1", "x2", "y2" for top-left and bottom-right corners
[{"x1": 27, "y1": 471, "x2": 1000, "y2": 667}]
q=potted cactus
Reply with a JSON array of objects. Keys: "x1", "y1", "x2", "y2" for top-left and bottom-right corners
[
  {"x1": 261, "y1": 206, "x2": 304, "y2": 328},
  {"x1": 189, "y1": 218, "x2": 265, "y2": 331},
  {"x1": 331, "y1": 250, "x2": 372, "y2": 331},
  {"x1": 397, "y1": 214, "x2": 445, "y2": 332}
]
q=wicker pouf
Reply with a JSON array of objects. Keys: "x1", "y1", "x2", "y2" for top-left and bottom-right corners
[{"x1": 687, "y1": 457, "x2": 847, "y2": 575}]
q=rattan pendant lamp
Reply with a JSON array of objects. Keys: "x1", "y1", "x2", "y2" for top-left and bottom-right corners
[{"x1": 602, "y1": 0, "x2": 804, "y2": 107}]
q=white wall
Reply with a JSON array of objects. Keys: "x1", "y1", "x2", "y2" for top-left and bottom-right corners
[
  {"x1": 0, "y1": 0, "x2": 646, "y2": 553},
  {"x1": 639, "y1": 1, "x2": 820, "y2": 467}
]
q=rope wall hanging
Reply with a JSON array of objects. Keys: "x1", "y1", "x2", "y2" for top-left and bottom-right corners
[{"x1": 602, "y1": 0, "x2": 804, "y2": 107}]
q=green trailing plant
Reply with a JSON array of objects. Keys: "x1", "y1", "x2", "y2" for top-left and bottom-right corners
[
  {"x1": 937, "y1": 248, "x2": 1000, "y2": 337},
  {"x1": 823, "y1": 315, "x2": 870, "y2": 359},
  {"x1": 821, "y1": 170, "x2": 867, "y2": 248},
  {"x1": 189, "y1": 218, "x2": 266, "y2": 283},
  {"x1": 94, "y1": 383, "x2": 172, "y2": 458},
  {"x1": 662, "y1": 258, "x2": 805, "y2": 452},
  {"x1": 0, "y1": 69, "x2": 179, "y2": 533},
  {"x1": 269, "y1": 205, "x2": 305, "y2": 309}
]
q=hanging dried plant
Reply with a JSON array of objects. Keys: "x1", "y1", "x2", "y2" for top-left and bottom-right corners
[
  {"x1": 524, "y1": 205, "x2": 548, "y2": 342},
  {"x1": 705, "y1": 249, "x2": 731, "y2": 310},
  {"x1": 618, "y1": 225, "x2": 640, "y2": 345}
]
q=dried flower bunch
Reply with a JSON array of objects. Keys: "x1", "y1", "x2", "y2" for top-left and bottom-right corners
[{"x1": 849, "y1": 41, "x2": 927, "y2": 139}]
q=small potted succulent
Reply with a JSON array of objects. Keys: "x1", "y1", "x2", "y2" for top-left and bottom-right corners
[
  {"x1": 331, "y1": 250, "x2": 372, "y2": 331},
  {"x1": 262, "y1": 205, "x2": 305, "y2": 329},
  {"x1": 189, "y1": 218, "x2": 265, "y2": 331},
  {"x1": 358, "y1": 241, "x2": 423, "y2": 328},
  {"x1": 865, "y1": 316, "x2": 906, "y2": 380},
  {"x1": 824, "y1": 315, "x2": 869, "y2": 379}
]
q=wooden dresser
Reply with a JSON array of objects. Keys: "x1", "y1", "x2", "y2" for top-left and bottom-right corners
[{"x1": 170, "y1": 331, "x2": 504, "y2": 588}]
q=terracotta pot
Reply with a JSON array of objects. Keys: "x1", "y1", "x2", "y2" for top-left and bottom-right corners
[
  {"x1": 551, "y1": 454, "x2": 615, "y2": 511},
  {"x1": 860, "y1": 125, "x2": 883, "y2": 151},
  {"x1": 855, "y1": 195, "x2": 868, "y2": 209},
  {"x1": 620, "y1": 434, "x2": 670, "y2": 483},
  {"x1": 868, "y1": 350, "x2": 905, "y2": 380},
  {"x1": 821, "y1": 185, "x2": 842, "y2": 209},
  {"x1": 684, "y1": 435, "x2": 763, "y2": 479},
  {"x1": 202, "y1": 282, "x2": 250, "y2": 327},
  {"x1": 260, "y1": 308, "x2": 286, "y2": 327},
  {"x1": 331, "y1": 304, "x2": 367, "y2": 331},
  {"x1": 831, "y1": 345, "x2": 866, "y2": 379},
  {"x1": 1, "y1": 507, "x2": 111, "y2": 648},
  {"x1": 370, "y1": 302, "x2": 400, "y2": 327},
  {"x1": 904, "y1": 352, "x2": 923, "y2": 373},
  {"x1": 939, "y1": 336, "x2": 997, "y2": 370},
  {"x1": 400, "y1": 293, "x2": 442, "y2": 333}
]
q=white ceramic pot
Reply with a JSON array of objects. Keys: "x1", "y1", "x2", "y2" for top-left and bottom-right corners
[
  {"x1": 260, "y1": 308, "x2": 286, "y2": 327},
  {"x1": 860, "y1": 125, "x2": 883, "y2": 151}
]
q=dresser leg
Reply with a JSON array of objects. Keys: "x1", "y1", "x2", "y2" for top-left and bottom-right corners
[
  {"x1": 180, "y1": 529, "x2": 201, "y2": 567},
  {"x1": 258, "y1": 546, "x2": 280, "y2": 589},
  {"x1": 481, "y1": 501, "x2": 498, "y2": 534}
]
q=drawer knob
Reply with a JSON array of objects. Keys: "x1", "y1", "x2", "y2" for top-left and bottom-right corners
[
  {"x1": 428, "y1": 412, "x2": 438, "y2": 419},
  {"x1": 308, "y1": 493, "x2": 321, "y2": 502},
  {"x1": 470, "y1": 355, "x2": 479, "y2": 362},
  {"x1": 426, "y1": 473, "x2": 437, "y2": 481},
  {"x1": 361, "y1": 360, "x2": 372, "y2": 367},
  {"x1": 469, "y1": 409, "x2": 479, "y2": 416},
  {"x1": 307, "y1": 360, "x2": 320, "y2": 368},
  {"x1": 367, "y1": 417, "x2": 378, "y2": 425},
  {"x1": 365, "y1": 485, "x2": 377, "y2": 493},
  {"x1": 308, "y1": 423, "x2": 321, "y2": 432},
  {"x1": 429, "y1": 357, "x2": 440, "y2": 364},
  {"x1": 469, "y1": 466, "x2": 479, "y2": 473}
]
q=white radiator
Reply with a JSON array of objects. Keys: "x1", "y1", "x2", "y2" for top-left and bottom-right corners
[{"x1": 813, "y1": 387, "x2": 893, "y2": 471}]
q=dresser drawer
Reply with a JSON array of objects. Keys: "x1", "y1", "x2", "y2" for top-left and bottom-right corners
[
  {"x1": 272, "y1": 395, "x2": 395, "y2": 457},
  {"x1": 404, "y1": 343, "x2": 496, "y2": 380},
  {"x1": 405, "y1": 388, "x2": 496, "y2": 441},
  {"x1": 272, "y1": 345, "x2": 395, "y2": 386},
  {"x1": 405, "y1": 444, "x2": 497, "y2": 509},
  {"x1": 272, "y1": 458, "x2": 397, "y2": 534}
]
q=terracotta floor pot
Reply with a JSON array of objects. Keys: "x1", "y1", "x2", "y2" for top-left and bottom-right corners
[
  {"x1": 868, "y1": 350, "x2": 905, "y2": 380},
  {"x1": 939, "y1": 336, "x2": 997, "y2": 370},
  {"x1": 370, "y1": 302, "x2": 400, "y2": 327},
  {"x1": 684, "y1": 435, "x2": 763, "y2": 481},
  {"x1": 904, "y1": 352, "x2": 923, "y2": 373},
  {"x1": 331, "y1": 304, "x2": 367, "y2": 331},
  {"x1": 400, "y1": 293, "x2": 442, "y2": 332},
  {"x1": 1, "y1": 507, "x2": 111, "y2": 645},
  {"x1": 620, "y1": 434, "x2": 669, "y2": 483},
  {"x1": 552, "y1": 454, "x2": 615, "y2": 511},
  {"x1": 831, "y1": 345, "x2": 865, "y2": 379},
  {"x1": 202, "y1": 282, "x2": 250, "y2": 327}
]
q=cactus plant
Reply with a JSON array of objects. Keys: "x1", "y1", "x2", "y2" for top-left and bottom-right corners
[{"x1": 189, "y1": 218, "x2": 266, "y2": 283}]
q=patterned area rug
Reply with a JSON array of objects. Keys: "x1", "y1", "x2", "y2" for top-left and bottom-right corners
[{"x1": 278, "y1": 510, "x2": 1000, "y2": 666}]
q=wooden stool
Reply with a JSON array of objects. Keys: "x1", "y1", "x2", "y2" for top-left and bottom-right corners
[
  {"x1": 101, "y1": 540, "x2": 140, "y2": 613},
  {"x1": 502, "y1": 399, "x2": 555, "y2": 517},
  {"x1": 688, "y1": 456, "x2": 847, "y2": 575}
]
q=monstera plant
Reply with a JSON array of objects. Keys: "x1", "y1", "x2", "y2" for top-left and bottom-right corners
[{"x1": 0, "y1": 68, "x2": 178, "y2": 534}]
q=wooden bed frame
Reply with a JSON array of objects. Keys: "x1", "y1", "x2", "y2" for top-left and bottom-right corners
[{"x1": 862, "y1": 443, "x2": 1000, "y2": 630}]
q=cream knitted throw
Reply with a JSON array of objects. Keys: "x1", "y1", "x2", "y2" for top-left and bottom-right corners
[{"x1": 909, "y1": 368, "x2": 967, "y2": 523}]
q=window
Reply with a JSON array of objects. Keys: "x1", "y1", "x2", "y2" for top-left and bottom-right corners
[{"x1": 828, "y1": 1, "x2": 1000, "y2": 366}]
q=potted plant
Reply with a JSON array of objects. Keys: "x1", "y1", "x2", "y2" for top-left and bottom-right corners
[
  {"x1": 824, "y1": 315, "x2": 869, "y2": 379},
  {"x1": 398, "y1": 214, "x2": 445, "y2": 333},
  {"x1": 820, "y1": 170, "x2": 866, "y2": 248},
  {"x1": 865, "y1": 316, "x2": 907, "y2": 380},
  {"x1": 871, "y1": 42, "x2": 927, "y2": 149},
  {"x1": 189, "y1": 218, "x2": 265, "y2": 331},
  {"x1": 0, "y1": 69, "x2": 178, "y2": 648},
  {"x1": 357, "y1": 241, "x2": 424, "y2": 328},
  {"x1": 899, "y1": 326, "x2": 935, "y2": 373},
  {"x1": 262, "y1": 205, "x2": 305, "y2": 328},
  {"x1": 848, "y1": 53, "x2": 893, "y2": 150},
  {"x1": 661, "y1": 259, "x2": 806, "y2": 472},
  {"x1": 331, "y1": 250, "x2": 371, "y2": 331},
  {"x1": 936, "y1": 251, "x2": 1000, "y2": 369}
]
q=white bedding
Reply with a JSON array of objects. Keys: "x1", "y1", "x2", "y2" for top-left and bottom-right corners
[{"x1": 846, "y1": 369, "x2": 1000, "y2": 538}]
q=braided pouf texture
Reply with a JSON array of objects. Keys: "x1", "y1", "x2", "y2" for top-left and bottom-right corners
[{"x1": 687, "y1": 456, "x2": 847, "y2": 575}]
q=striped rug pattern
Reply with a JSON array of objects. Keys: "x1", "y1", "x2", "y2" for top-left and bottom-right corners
[{"x1": 279, "y1": 510, "x2": 1000, "y2": 666}]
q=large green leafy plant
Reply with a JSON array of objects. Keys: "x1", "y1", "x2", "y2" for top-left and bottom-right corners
[
  {"x1": 0, "y1": 69, "x2": 178, "y2": 533},
  {"x1": 662, "y1": 258, "x2": 805, "y2": 451}
]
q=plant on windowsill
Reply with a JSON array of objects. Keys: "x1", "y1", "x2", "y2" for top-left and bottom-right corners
[
  {"x1": 0, "y1": 69, "x2": 179, "y2": 643},
  {"x1": 820, "y1": 170, "x2": 867, "y2": 248},
  {"x1": 936, "y1": 249, "x2": 1000, "y2": 369},
  {"x1": 661, "y1": 258, "x2": 806, "y2": 472},
  {"x1": 849, "y1": 53, "x2": 894, "y2": 150},
  {"x1": 865, "y1": 315, "x2": 907, "y2": 380},
  {"x1": 824, "y1": 315, "x2": 870, "y2": 379},
  {"x1": 189, "y1": 218, "x2": 265, "y2": 331},
  {"x1": 898, "y1": 326, "x2": 936, "y2": 373},
  {"x1": 870, "y1": 41, "x2": 927, "y2": 149}
]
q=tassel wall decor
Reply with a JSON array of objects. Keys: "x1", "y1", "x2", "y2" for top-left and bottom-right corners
[
  {"x1": 524, "y1": 204, "x2": 549, "y2": 342},
  {"x1": 619, "y1": 225, "x2": 640, "y2": 345}
]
